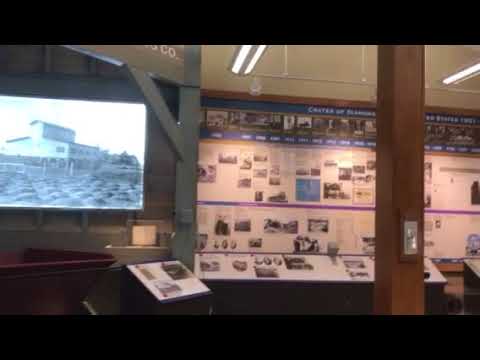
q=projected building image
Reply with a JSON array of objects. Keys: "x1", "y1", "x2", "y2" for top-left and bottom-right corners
[{"x1": 0, "y1": 96, "x2": 146, "y2": 210}]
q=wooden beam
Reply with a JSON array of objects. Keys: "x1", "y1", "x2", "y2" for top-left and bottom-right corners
[
  {"x1": 123, "y1": 65, "x2": 185, "y2": 161},
  {"x1": 375, "y1": 45, "x2": 426, "y2": 315},
  {"x1": 0, "y1": 73, "x2": 142, "y2": 102}
]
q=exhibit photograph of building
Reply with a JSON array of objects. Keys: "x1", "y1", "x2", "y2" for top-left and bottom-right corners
[{"x1": 2, "y1": 44, "x2": 480, "y2": 317}]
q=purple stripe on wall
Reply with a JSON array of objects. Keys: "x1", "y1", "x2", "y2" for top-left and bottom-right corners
[{"x1": 197, "y1": 200, "x2": 480, "y2": 215}]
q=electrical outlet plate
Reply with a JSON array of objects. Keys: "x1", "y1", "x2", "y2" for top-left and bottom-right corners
[{"x1": 400, "y1": 220, "x2": 420, "y2": 263}]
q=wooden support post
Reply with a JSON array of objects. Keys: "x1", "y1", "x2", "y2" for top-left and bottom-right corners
[{"x1": 375, "y1": 45, "x2": 426, "y2": 315}]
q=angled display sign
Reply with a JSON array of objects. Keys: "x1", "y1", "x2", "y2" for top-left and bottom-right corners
[{"x1": 64, "y1": 45, "x2": 185, "y2": 85}]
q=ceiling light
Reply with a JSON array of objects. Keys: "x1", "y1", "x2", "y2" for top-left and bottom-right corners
[
  {"x1": 443, "y1": 62, "x2": 480, "y2": 85},
  {"x1": 230, "y1": 45, "x2": 269, "y2": 75},
  {"x1": 245, "y1": 45, "x2": 268, "y2": 74}
]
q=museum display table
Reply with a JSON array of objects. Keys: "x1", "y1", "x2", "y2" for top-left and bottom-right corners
[
  {"x1": 0, "y1": 248, "x2": 116, "y2": 315},
  {"x1": 463, "y1": 259, "x2": 480, "y2": 314},
  {"x1": 195, "y1": 252, "x2": 448, "y2": 315},
  {"x1": 85, "y1": 257, "x2": 212, "y2": 315}
]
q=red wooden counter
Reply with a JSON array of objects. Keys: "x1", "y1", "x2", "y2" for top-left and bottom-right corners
[{"x1": 0, "y1": 248, "x2": 116, "y2": 315}]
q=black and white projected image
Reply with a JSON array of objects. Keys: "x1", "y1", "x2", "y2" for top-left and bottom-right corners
[{"x1": 0, "y1": 95, "x2": 146, "y2": 210}]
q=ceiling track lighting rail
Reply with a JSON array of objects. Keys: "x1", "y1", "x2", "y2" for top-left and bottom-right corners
[{"x1": 253, "y1": 73, "x2": 376, "y2": 87}]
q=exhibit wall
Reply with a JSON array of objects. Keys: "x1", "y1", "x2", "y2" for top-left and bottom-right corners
[
  {"x1": 197, "y1": 95, "x2": 480, "y2": 264},
  {"x1": 0, "y1": 45, "x2": 176, "y2": 252}
]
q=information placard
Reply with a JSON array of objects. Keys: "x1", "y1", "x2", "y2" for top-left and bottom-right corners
[{"x1": 128, "y1": 261, "x2": 210, "y2": 303}]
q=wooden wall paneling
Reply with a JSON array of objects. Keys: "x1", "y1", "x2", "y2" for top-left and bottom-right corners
[
  {"x1": 0, "y1": 45, "x2": 44, "y2": 74},
  {"x1": 95, "y1": 58, "x2": 125, "y2": 79},
  {"x1": 375, "y1": 45, "x2": 426, "y2": 315},
  {"x1": 50, "y1": 46, "x2": 91, "y2": 75}
]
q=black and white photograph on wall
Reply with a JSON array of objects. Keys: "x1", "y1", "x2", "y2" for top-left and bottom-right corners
[
  {"x1": 283, "y1": 255, "x2": 314, "y2": 270},
  {"x1": 253, "y1": 168, "x2": 268, "y2": 178},
  {"x1": 312, "y1": 117, "x2": 328, "y2": 136},
  {"x1": 264, "y1": 219, "x2": 298, "y2": 234},
  {"x1": 271, "y1": 115, "x2": 284, "y2": 132},
  {"x1": 214, "y1": 214, "x2": 231, "y2": 236},
  {"x1": 153, "y1": 281, "x2": 183, "y2": 298},
  {"x1": 0, "y1": 96, "x2": 146, "y2": 211},
  {"x1": 362, "y1": 237, "x2": 375, "y2": 255},
  {"x1": 197, "y1": 164, "x2": 217, "y2": 183},
  {"x1": 240, "y1": 153, "x2": 253, "y2": 170},
  {"x1": 206, "y1": 110, "x2": 229, "y2": 130},
  {"x1": 353, "y1": 165, "x2": 366, "y2": 174},
  {"x1": 339, "y1": 168, "x2": 353, "y2": 181},
  {"x1": 200, "y1": 259, "x2": 221, "y2": 272},
  {"x1": 343, "y1": 258, "x2": 366, "y2": 269},
  {"x1": 367, "y1": 160, "x2": 376, "y2": 171},
  {"x1": 249, "y1": 238, "x2": 263, "y2": 248},
  {"x1": 233, "y1": 260, "x2": 248, "y2": 272},
  {"x1": 284, "y1": 115, "x2": 296, "y2": 133},
  {"x1": 236, "y1": 112, "x2": 277, "y2": 132},
  {"x1": 255, "y1": 266, "x2": 279, "y2": 278},
  {"x1": 197, "y1": 233, "x2": 208, "y2": 251},
  {"x1": 270, "y1": 165, "x2": 280, "y2": 176},
  {"x1": 297, "y1": 117, "x2": 312, "y2": 130},
  {"x1": 425, "y1": 162, "x2": 432, "y2": 185},
  {"x1": 254, "y1": 152, "x2": 268, "y2": 162},
  {"x1": 162, "y1": 262, "x2": 194, "y2": 281},
  {"x1": 324, "y1": 183, "x2": 351, "y2": 200},
  {"x1": 269, "y1": 177, "x2": 281, "y2": 186},
  {"x1": 308, "y1": 218, "x2": 329, "y2": 233},
  {"x1": 238, "y1": 176, "x2": 252, "y2": 188},
  {"x1": 255, "y1": 191, "x2": 264, "y2": 202},
  {"x1": 293, "y1": 235, "x2": 321, "y2": 253},
  {"x1": 268, "y1": 191, "x2": 288, "y2": 203},
  {"x1": 425, "y1": 124, "x2": 448, "y2": 144},
  {"x1": 297, "y1": 116, "x2": 313, "y2": 135},
  {"x1": 353, "y1": 176, "x2": 367, "y2": 185},
  {"x1": 338, "y1": 119, "x2": 352, "y2": 137},
  {"x1": 446, "y1": 126, "x2": 475, "y2": 146},
  {"x1": 472, "y1": 181, "x2": 480, "y2": 205},
  {"x1": 219, "y1": 152, "x2": 238, "y2": 164},
  {"x1": 353, "y1": 188, "x2": 374, "y2": 205},
  {"x1": 296, "y1": 168, "x2": 310, "y2": 176},
  {"x1": 353, "y1": 119, "x2": 365, "y2": 137},
  {"x1": 234, "y1": 218, "x2": 252, "y2": 232},
  {"x1": 311, "y1": 168, "x2": 321, "y2": 177},
  {"x1": 326, "y1": 119, "x2": 337, "y2": 137},
  {"x1": 365, "y1": 120, "x2": 376, "y2": 137},
  {"x1": 425, "y1": 190, "x2": 432, "y2": 208},
  {"x1": 366, "y1": 175, "x2": 376, "y2": 184}
]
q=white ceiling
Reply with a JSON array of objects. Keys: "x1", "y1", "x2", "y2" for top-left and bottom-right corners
[{"x1": 201, "y1": 45, "x2": 480, "y2": 110}]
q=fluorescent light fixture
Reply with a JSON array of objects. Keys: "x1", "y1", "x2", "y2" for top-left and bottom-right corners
[
  {"x1": 230, "y1": 45, "x2": 269, "y2": 75},
  {"x1": 245, "y1": 45, "x2": 267, "y2": 74},
  {"x1": 443, "y1": 62, "x2": 480, "y2": 85},
  {"x1": 232, "y1": 45, "x2": 252, "y2": 74}
]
